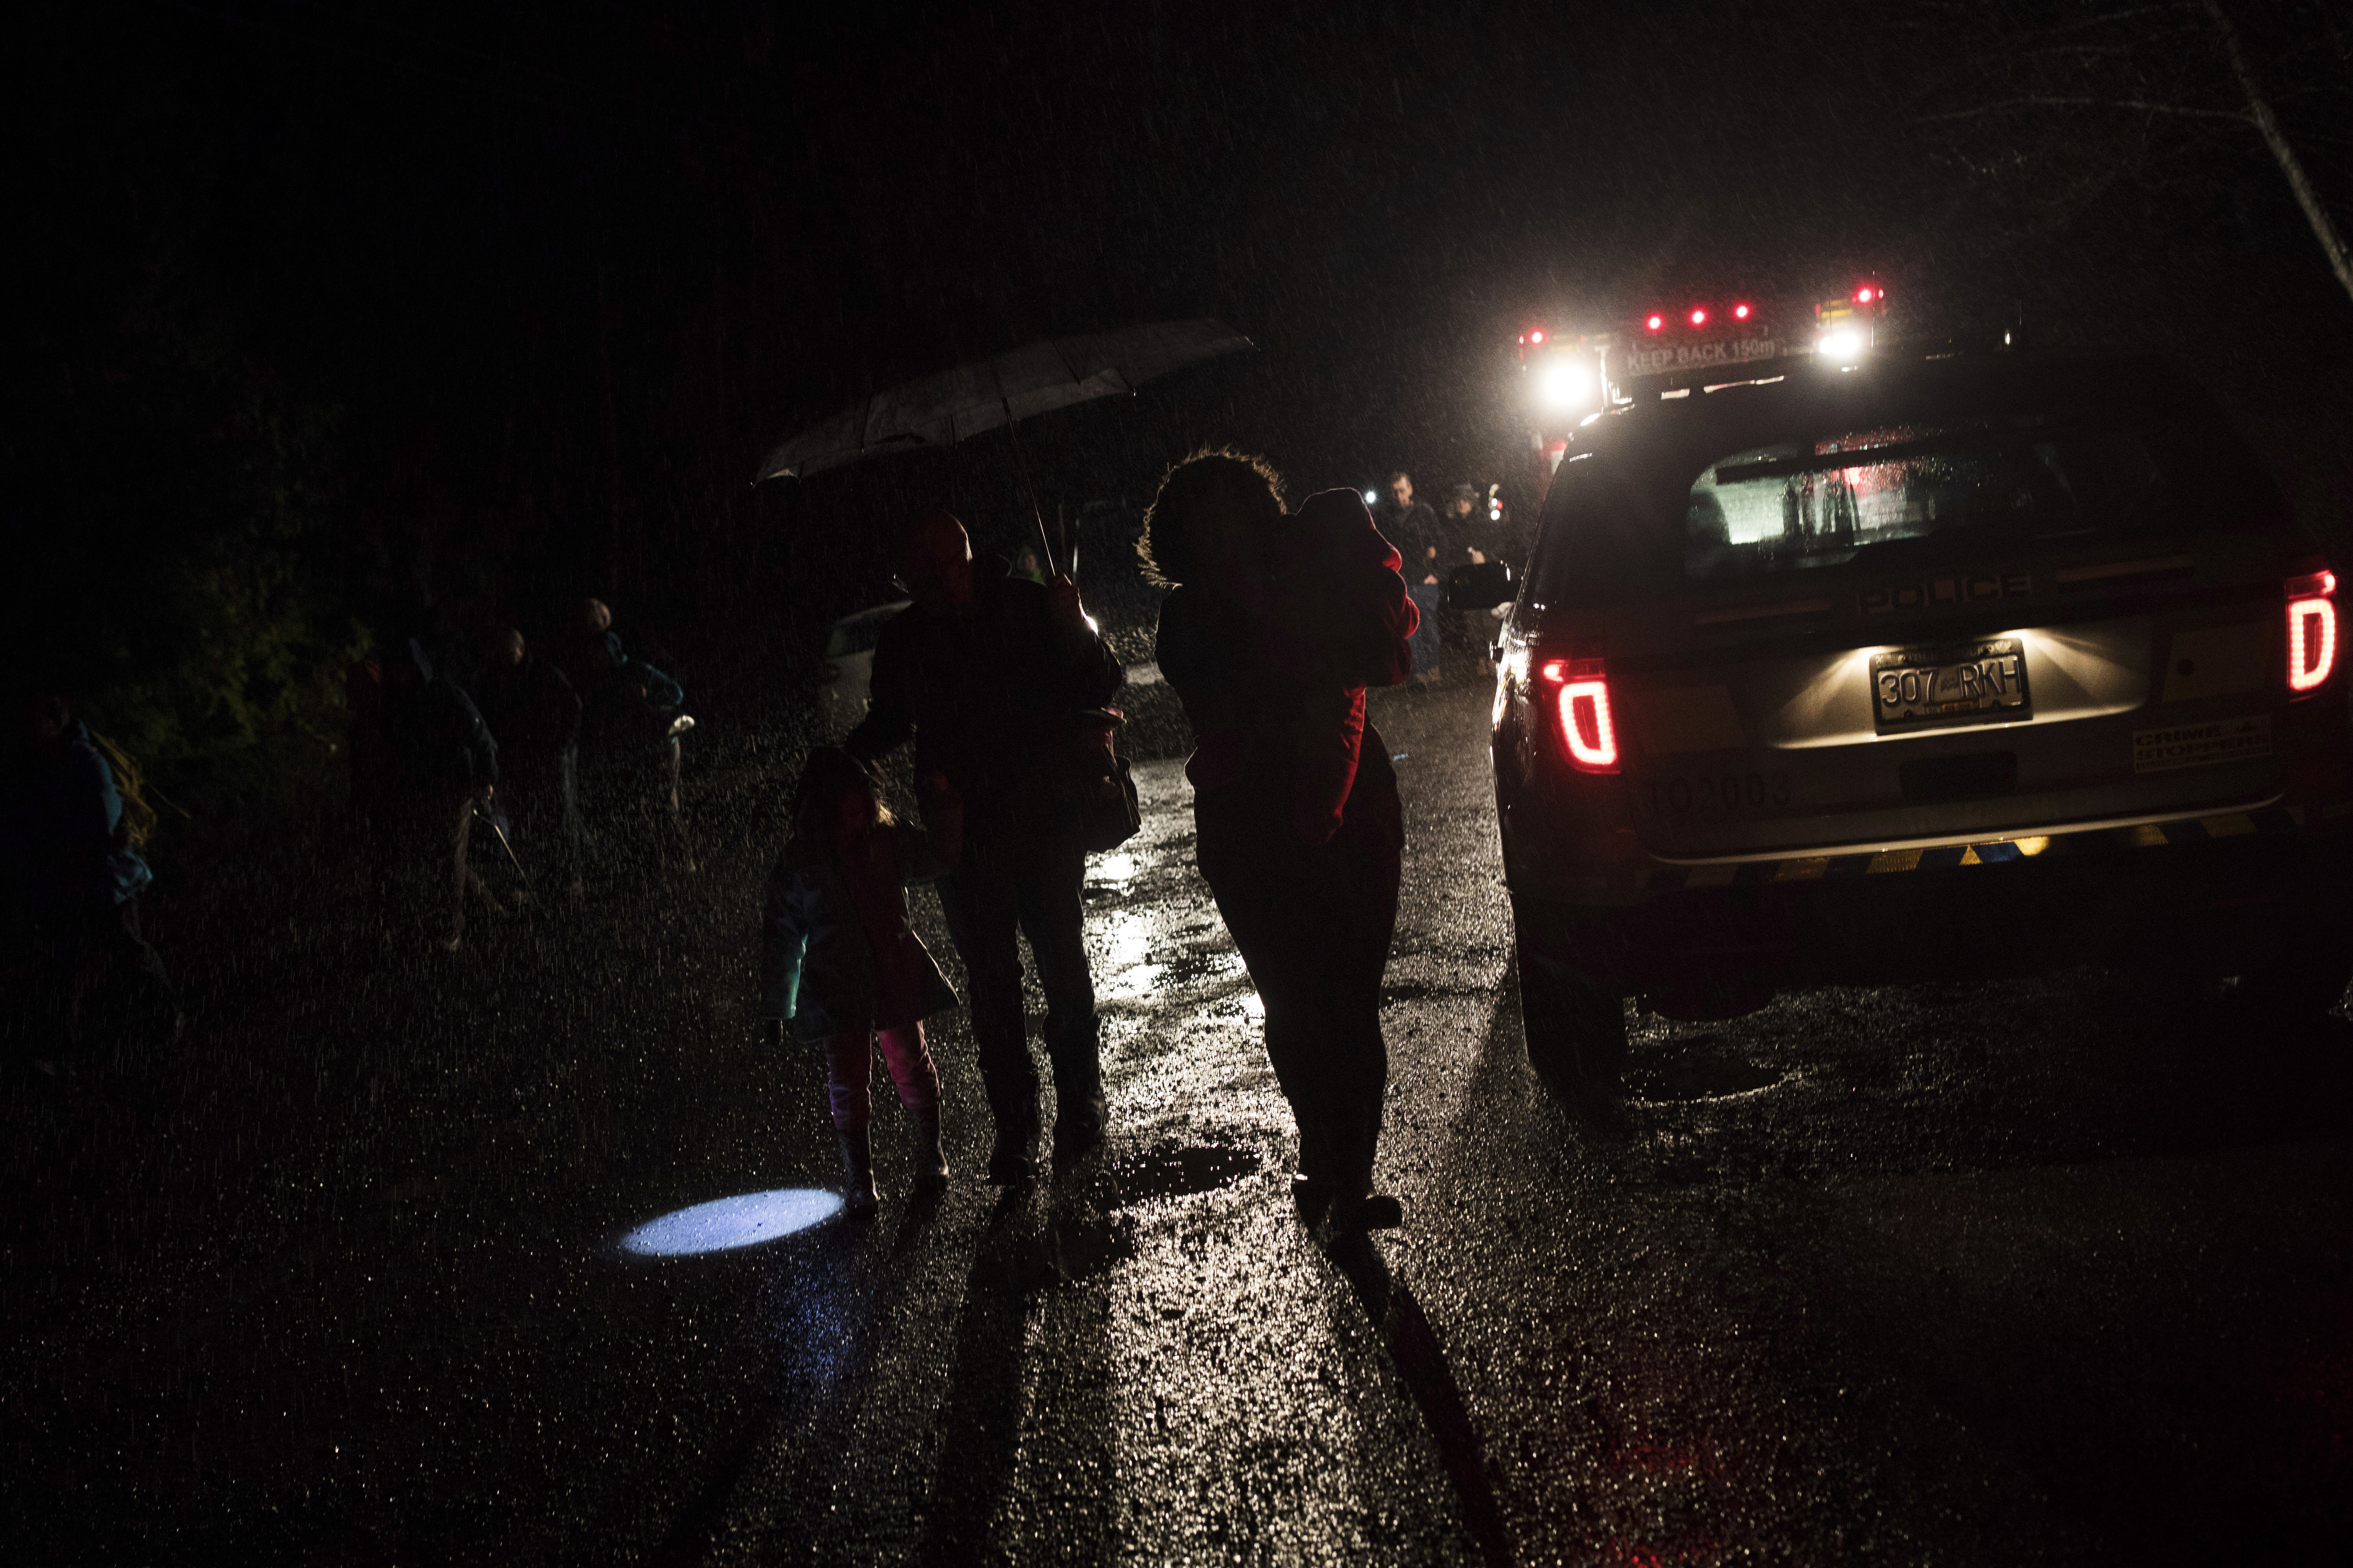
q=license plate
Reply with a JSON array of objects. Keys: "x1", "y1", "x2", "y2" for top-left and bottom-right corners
[{"x1": 1870, "y1": 638, "x2": 2031, "y2": 732}]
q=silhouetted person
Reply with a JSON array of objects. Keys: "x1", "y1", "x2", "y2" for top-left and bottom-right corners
[
  {"x1": 475, "y1": 628, "x2": 584, "y2": 896},
  {"x1": 761, "y1": 748, "x2": 963, "y2": 1213},
  {"x1": 846, "y1": 509, "x2": 1123, "y2": 1180},
  {"x1": 564, "y1": 596, "x2": 690, "y2": 878},
  {"x1": 378, "y1": 640, "x2": 500, "y2": 949},
  {"x1": 1374, "y1": 470, "x2": 1444, "y2": 685},
  {"x1": 2, "y1": 690, "x2": 179, "y2": 1064},
  {"x1": 1147, "y1": 454, "x2": 1417, "y2": 1231}
]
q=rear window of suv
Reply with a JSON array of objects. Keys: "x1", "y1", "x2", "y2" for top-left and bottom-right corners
[{"x1": 1529, "y1": 356, "x2": 2287, "y2": 607}]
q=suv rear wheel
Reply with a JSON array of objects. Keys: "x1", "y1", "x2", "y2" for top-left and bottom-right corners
[{"x1": 1515, "y1": 944, "x2": 1630, "y2": 1091}]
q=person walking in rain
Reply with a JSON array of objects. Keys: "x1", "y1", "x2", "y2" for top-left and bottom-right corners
[
  {"x1": 760, "y1": 748, "x2": 962, "y2": 1214},
  {"x1": 847, "y1": 509, "x2": 1124, "y2": 1181},
  {"x1": 1374, "y1": 471, "x2": 1445, "y2": 686},
  {"x1": 1146, "y1": 453, "x2": 1418, "y2": 1231},
  {"x1": 474, "y1": 628, "x2": 585, "y2": 898},
  {"x1": 2, "y1": 688, "x2": 181, "y2": 1065}
]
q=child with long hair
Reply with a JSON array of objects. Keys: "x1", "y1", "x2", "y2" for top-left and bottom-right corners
[{"x1": 760, "y1": 747, "x2": 962, "y2": 1213}]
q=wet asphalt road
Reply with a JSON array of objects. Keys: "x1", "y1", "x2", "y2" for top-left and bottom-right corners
[{"x1": 8, "y1": 678, "x2": 2353, "y2": 1564}]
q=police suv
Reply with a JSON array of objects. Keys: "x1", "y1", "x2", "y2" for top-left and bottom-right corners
[{"x1": 1483, "y1": 291, "x2": 2353, "y2": 1084}]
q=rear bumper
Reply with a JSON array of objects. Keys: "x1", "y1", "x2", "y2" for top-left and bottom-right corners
[{"x1": 1511, "y1": 804, "x2": 2353, "y2": 992}]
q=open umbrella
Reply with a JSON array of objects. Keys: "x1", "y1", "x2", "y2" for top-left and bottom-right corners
[{"x1": 753, "y1": 317, "x2": 1254, "y2": 569}]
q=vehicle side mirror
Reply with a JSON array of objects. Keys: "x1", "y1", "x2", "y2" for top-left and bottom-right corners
[{"x1": 1445, "y1": 560, "x2": 1515, "y2": 612}]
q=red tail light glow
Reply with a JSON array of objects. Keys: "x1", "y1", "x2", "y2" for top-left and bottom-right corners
[
  {"x1": 1539, "y1": 656, "x2": 1619, "y2": 772},
  {"x1": 1645, "y1": 313, "x2": 1665, "y2": 332},
  {"x1": 1688, "y1": 307, "x2": 1708, "y2": 327},
  {"x1": 1530, "y1": 330, "x2": 1545, "y2": 344},
  {"x1": 1855, "y1": 286, "x2": 1877, "y2": 304},
  {"x1": 2287, "y1": 570, "x2": 2338, "y2": 694},
  {"x1": 1732, "y1": 302, "x2": 1752, "y2": 320}
]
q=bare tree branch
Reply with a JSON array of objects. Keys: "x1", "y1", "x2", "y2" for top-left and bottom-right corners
[
  {"x1": 2203, "y1": 0, "x2": 2353, "y2": 306},
  {"x1": 1914, "y1": 95, "x2": 2251, "y2": 124}
]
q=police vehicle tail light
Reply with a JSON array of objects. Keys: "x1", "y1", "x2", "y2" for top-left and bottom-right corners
[
  {"x1": 2286, "y1": 570, "x2": 2338, "y2": 695},
  {"x1": 1540, "y1": 655, "x2": 1619, "y2": 773}
]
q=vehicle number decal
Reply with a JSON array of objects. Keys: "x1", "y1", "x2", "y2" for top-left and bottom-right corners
[
  {"x1": 2132, "y1": 715, "x2": 2271, "y2": 773},
  {"x1": 1641, "y1": 771, "x2": 1791, "y2": 816}
]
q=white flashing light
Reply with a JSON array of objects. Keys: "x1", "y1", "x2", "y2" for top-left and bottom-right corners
[
  {"x1": 1817, "y1": 330, "x2": 1864, "y2": 364},
  {"x1": 1539, "y1": 360, "x2": 1593, "y2": 409}
]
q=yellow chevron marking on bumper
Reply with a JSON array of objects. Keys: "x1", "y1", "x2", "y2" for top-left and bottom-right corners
[
  {"x1": 1867, "y1": 849, "x2": 1923, "y2": 874},
  {"x1": 2201, "y1": 812, "x2": 2257, "y2": 837},
  {"x1": 2121, "y1": 824, "x2": 2169, "y2": 849},
  {"x1": 1776, "y1": 858, "x2": 1830, "y2": 881},
  {"x1": 1958, "y1": 846, "x2": 1982, "y2": 865}
]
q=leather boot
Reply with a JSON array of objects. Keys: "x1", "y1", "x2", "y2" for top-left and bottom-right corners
[
  {"x1": 911, "y1": 1106, "x2": 950, "y2": 1195},
  {"x1": 837, "y1": 1127, "x2": 879, "y2": 1215},
  {"x1": 1291, "y1": 1114, "x2": 1334, "y2": 1226},
  {"x1": 1322, "y1": 1099, "x2": 1401, "y2": 1231},
  {"x1": 986, "y1": 1107, "x2": 1039, "y2": 1185},
  {"x1": 1052, "y1": 1091, "x2": 1107, "y2": 1167}
]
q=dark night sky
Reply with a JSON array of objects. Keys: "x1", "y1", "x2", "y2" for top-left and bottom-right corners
[{"x1": 11, "y1": 0, "x2": 2353, "y2": 778}]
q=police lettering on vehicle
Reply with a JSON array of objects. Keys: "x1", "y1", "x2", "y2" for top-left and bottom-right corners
[{"x1": 1859, "y1": 571, "x2": 2031, "y2": 615}]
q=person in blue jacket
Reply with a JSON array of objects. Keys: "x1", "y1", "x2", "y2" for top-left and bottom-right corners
[{"x1": 3, "y1": 689, "x2": 179, "y2": 1062}]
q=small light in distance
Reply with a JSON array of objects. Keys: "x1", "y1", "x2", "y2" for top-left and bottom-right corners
[
  {"x1": 1855, "y1": 286, "x2": 1876, "y2": 304},
  {"x1": 1539, "y1": 361, "x2": 1592, "y2": 409},
  {"x1": 1530, "y1": 330, "x2": 1545, "y2": 344},
  {"x1": 1688, "y1": 307, "x2": 1708, "y2": 327},
  {"x1": 1733, "y1": 302, "x2": 1752, "y2": 321},
  {"x1": 1645, "y1": 313, "x2": 1665, "y2": 332},
  {"x1": 1364, "y1": 489, "x2": 1379, "y2": 505},
  {"x1": 619, "y1": 1188, "x2": 844, "y2": 1256}
]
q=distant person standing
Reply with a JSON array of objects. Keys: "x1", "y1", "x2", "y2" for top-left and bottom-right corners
[
  {"x1": 564, "y1": 596, "x2": 691, "y2": 878},
  {"x1": 475, "y1": 628, "x2": 584, "y2": 897},
  {"x1": 1374, "y1": 471, "x2": 1445, "y2": 686},
  {"x1": 847, "y1": 510, "x2": 1124, "y2": 1181},
  {"x1": 1, "y1": 690, "x2": 180, "y2": 1062},
  {"x1": 380, "y1": 641, "x2": 501, "y2": 949}
]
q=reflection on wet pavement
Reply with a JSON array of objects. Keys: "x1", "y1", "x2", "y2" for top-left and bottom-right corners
[{"x1": 1102, "y1": 1139, "x2": 1261, "y2": 1207}]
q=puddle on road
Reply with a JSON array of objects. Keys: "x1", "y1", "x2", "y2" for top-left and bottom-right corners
[
  {"x1": 1626, "y1": 1036, "x2": 1785, "y2": 1103},
  {"x1": 1105, "y1": 1141, "x2": 1261, "y2": 1207},
  {"x1": 1152, "y1": 951, "x2": 1243, "y2": 990}
]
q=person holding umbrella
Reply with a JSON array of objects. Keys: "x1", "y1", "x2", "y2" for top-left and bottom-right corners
[{"x1": 846, "y1": 509, "x2": 1124, "y2": 1181}]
